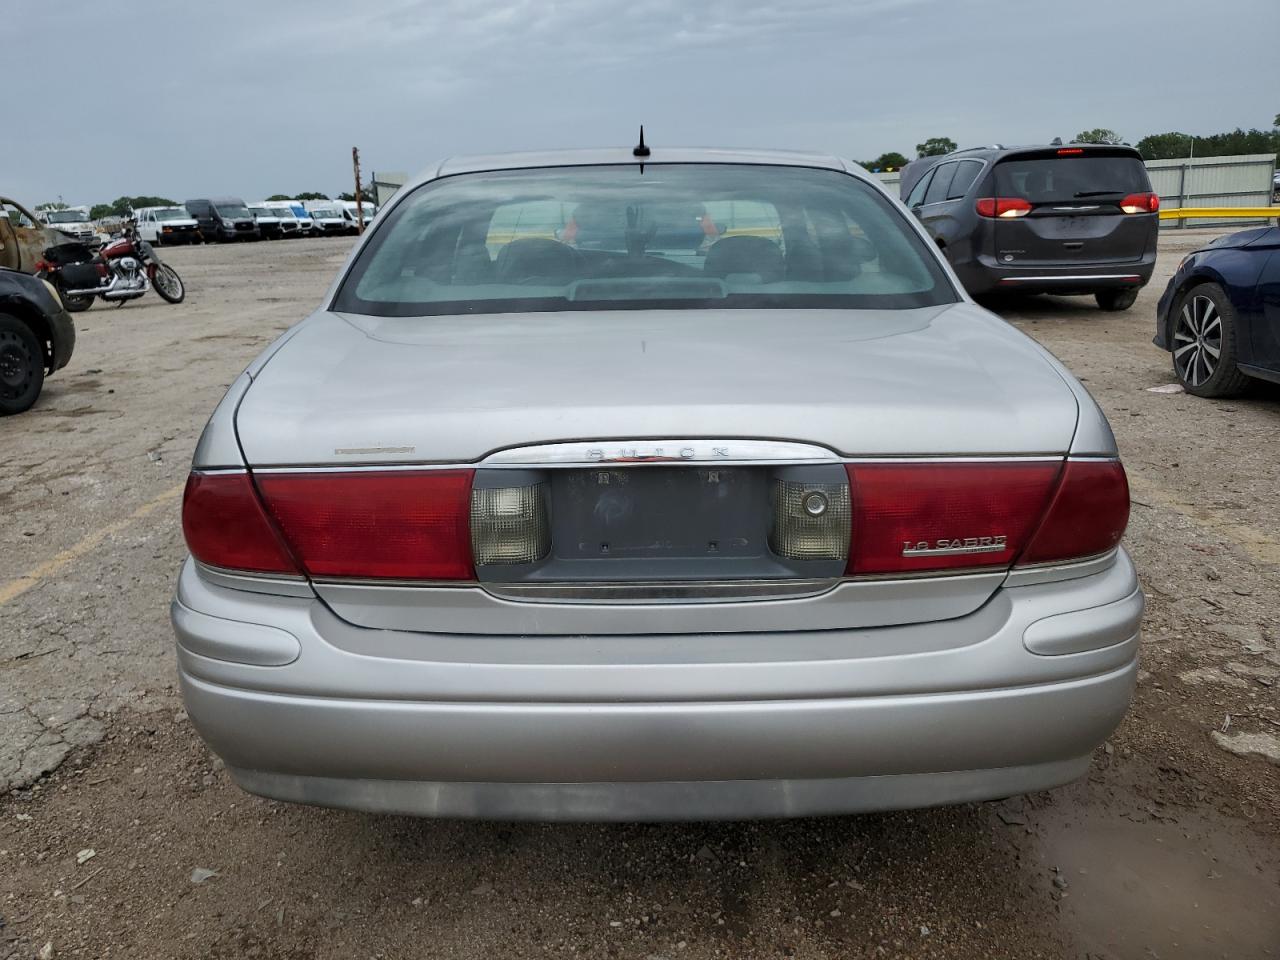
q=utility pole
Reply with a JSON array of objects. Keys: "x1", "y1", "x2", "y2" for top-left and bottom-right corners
[{"x1": 352, "y1": 147, "x2": 365, "y2": 234}]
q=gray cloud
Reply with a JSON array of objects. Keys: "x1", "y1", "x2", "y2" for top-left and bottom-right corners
[{"x1": 9, "y1": 0, "x2": 1277, "y2": 205}]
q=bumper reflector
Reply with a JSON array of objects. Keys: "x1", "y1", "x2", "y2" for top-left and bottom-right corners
[
  {"x1": 471, "y1": 483, "x2": 550, "y2": 565},
  {"x1": 770, "y1": 479, "x2": 851, "y2": 561}
]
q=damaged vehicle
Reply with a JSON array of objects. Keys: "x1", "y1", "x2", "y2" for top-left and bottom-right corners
[
  {"x1": 0, "y1": 266, "x2": 76, "y2": 414},
  {"x1": 41, "y1": 206, "x2": 99, "y2": 245},
  {"x1": 174, "y1": 146, "x2": 1140, "y2": 822},
  {"x1": 1, "y1": 196, "x2": 80, "y2": 274}
]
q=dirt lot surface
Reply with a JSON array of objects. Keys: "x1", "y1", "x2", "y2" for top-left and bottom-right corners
[{"x1": 2, "y1": 234, "x2": 1277, "y2": 959}]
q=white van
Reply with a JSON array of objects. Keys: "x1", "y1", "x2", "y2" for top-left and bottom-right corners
[
  {"x1": 302, "y1": 200, "x2": 348, "y2": 236},
  {"x1": 340, "y1": 200, "x2": 377, "y2": 233},
  {"x1": 265, "y1": 201, "x2": 314, "y2": 236},
  {"x1": 135, "y1": 206, "x2": 201, "y2": 245}
]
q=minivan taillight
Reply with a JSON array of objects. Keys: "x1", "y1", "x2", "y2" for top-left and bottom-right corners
[
  {"x1": 841, "y1": 458, "x2": 1130, "y2": 576},
  {"x1": 1119, "y1": 192, "x2": 1159, "y2": 214},
  {"x1": 254, "y1": 470, "x2": 475, "y2": 580},
  {"x1": 182, "y1": 472, "x2": 300, "y2": 575},
  {"x1": 975, "y1": 197, "x2": 1033, "y2": 218}
]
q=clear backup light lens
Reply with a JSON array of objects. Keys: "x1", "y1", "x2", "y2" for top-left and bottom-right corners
[
  {"x1": 471, "y1": 484, "x2": 550, "y2": 565},
  {"x1": 770, "y1": 480, "x2": 851, "y2": 562}
]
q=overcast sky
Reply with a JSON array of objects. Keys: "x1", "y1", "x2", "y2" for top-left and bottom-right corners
[{"x1": 11, "y1": 0, "x2": 1278, "y2": 205}]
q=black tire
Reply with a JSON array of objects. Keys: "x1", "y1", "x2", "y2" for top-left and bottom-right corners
[
  {"x1": 1170, "y1": 282, "x2": 1252, "y2": 398},
  {"x1": 0, "y1": 314, "x2": 46, "y2": 416},
  {"x1": 1095, "y1": 288, "x2": 1138, "y2": 311},
  {"x1": 60, "y1": 289, "x2": 94, "y2": 313},
  {"x1": 153, "y1": 264, "x2": 186, "y2": 304}
]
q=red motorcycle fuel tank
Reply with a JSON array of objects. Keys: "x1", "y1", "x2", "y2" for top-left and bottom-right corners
[{"x1": 100, "y1": 237, "x2": 134, "y2": 259}]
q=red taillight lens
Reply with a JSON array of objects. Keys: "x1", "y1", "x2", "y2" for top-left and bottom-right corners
[
  {"x1": 844, "y1": 462, "x2": 1061, "y2": 576},
  {"x1": 254, "y1": 470, "x2": 475, "y2": 580},
  {"x1": 1119, "y1": 192, "x2": 1159, "y2": 214},
  {"x1": 975, "y1": 197, "x2": 1033, "y2": 218},
  {"x1": 1020, "y1": 460, "x2": 1129, "y2": 565},
  {"x1": 182, "y1": 472, "x2": 300, "y2": 575}
]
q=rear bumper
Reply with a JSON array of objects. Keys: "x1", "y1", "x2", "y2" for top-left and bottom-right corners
[
  {"x1": 961, "y1": 254, "x2": 1156, "y2": 296},
  {"x1": 173, "y1": 552, "x2": 1142, "y2": 820}
]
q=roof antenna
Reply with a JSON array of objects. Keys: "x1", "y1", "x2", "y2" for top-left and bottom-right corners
[{"x1": 633, "y1": 125, "x2": 650, "y2": 158}]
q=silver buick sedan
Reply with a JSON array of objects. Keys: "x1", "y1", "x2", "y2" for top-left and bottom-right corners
[{"x1": 173, "y1": 147, "x2": 1142, "y2": 821}]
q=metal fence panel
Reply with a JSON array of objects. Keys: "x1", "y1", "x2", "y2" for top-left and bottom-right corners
[{"x1": 1146, "y1": 154, "x2": 1276, "y2": 227}]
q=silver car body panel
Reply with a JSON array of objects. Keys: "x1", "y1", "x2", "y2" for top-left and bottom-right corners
[
  {"x1": 174, "y1": 549, "x2": 1140, "y2": 820},
  {"x1": 176, "y1": 146, "x2": 1139, "y2": 819},
  {"x1": 232, "y1": 306, "x2": 1081, "y2": 466}
]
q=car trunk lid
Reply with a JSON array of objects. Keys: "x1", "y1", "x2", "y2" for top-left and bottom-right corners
[{"x1": 236, "y1": 304, "x2": 1079, "y2": 465}]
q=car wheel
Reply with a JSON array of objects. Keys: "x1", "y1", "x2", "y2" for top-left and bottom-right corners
[
  {"x1": 0, "y1": 314, "x2": 46, "y2": 416},
  {"x1": 59, "y1": 287, "x2": 94, "y2": 313},
  {"x1": 1171, "y1": 282, "x2": 1251, "y2": 398},
  {"x1": 1095, "y1": 289, "x2": 1138, "y2": 311}
]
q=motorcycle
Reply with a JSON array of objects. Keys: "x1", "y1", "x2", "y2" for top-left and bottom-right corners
[{"x1": 36, "y1": 218, "x2": 185, "y2": 313}]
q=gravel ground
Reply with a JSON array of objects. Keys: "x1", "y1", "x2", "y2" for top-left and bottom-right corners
[{"x1": 1, "y1": 234, "x2": 1277, "y2": 959}]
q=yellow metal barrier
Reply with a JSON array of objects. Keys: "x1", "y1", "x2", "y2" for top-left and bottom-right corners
[{"x1": 1159, "y1": 206, "x2": 1280, "y2": 221}]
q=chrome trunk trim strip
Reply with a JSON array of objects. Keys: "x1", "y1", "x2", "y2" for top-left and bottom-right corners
[{"x1": 480, "y1": 578, "x2": 841, "y2": 605}]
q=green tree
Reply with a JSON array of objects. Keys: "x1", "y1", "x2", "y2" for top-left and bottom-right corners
[
  {"x1": 266, "y1": 194, "x2": 293, "y2": 202},
  {"x1": 1135, "y1": 131, "x2": 1193, "y2": 160},
  {"x1": 1274, "y1": 112, "x2": 1279, "y2": 127},
  {"x1": 89, "y1": 203, "x2": 114, "y2": 220},
  {"x1": 1074, "y1": 128, "x2": 1123, "y2": 145},
  {"x1": 98, "y1": 195, "x2": 177, "y2": 216},
  {"x1": 36, "y1": 201, "x2": 69, "y2": 212},
  {"x1": 294, "y1": 191, "x2": 330, "y2": 201},
  {"x1": 1137, "y1": 128, "x2": 1280, "y2": 161},
  {"x1": 865, "y1": 151, "x2": 909, "y2": 171},
  {"x1": 915, "y1": 137, "x2": 957, "y2": 158}
]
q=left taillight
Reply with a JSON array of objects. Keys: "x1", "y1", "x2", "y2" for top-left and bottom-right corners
[
  {"x1": 182, "y1": 472, "x2": 300, "y2": 575},
  {"x1": 254, "y1": 470, "x2": 475, "y2": 581},
  {"x1": 183, "y1": 469, "x2": 476, "y2": 581},
  {"x1": 975, "y1": 197, "x2": 1033, "y2": 218},
  {"x1": 1119, "y1": 192, "x2": 1159, "y2": 214}
]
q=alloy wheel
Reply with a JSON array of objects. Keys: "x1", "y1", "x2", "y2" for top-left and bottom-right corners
[{"x1": 1172, "y1": 294, "x2": 1222, "y2": 387}]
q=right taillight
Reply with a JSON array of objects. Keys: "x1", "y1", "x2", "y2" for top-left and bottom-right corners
[
  {"x1": 840, "y1": 458, "x2": 1129, "y2": 577},
  {"x1": 1119, "y1": 192, "x2": 1159, "y2": 214},
  {"x1": 975, "y1": 197, "x2": 1033, "y2": 218},
  {"x1": 1018, "y1": 459, "x2": 1129, "y2": 565},
  {"x1": 844, "y1": 461, "x2": 1061, "y2": 576}
]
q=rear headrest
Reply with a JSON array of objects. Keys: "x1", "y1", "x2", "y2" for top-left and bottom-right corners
[
  {"x1": 702, "y1": 235, "x2": 784, "y2": 283},
  {"x1": 495, "y1": 239, "x2": 576, "y2": 284}
]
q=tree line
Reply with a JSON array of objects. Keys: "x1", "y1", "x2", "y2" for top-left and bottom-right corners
[{"x1": 862, "y1": 115, "x2": 1280, "y2": 171}]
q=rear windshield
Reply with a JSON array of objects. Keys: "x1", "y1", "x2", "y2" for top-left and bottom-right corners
[
  {"x1": 994, "y1": 154, "x2": 1150, "y2": 204},
  {"x1": 335, "y1": 164, "x2": 956, "y2": 316}
]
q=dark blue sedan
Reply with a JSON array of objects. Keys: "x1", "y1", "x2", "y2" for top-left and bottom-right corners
[{"x1": 1154, "y1": 225, "x2": 1280, "y2": 396}]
